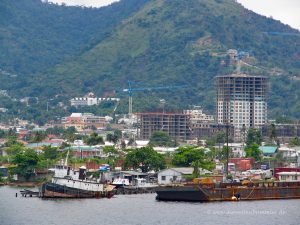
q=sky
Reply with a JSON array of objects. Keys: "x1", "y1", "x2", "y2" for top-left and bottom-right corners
[{"x1": 48, "y1": 0, "x2": 300, "y2": 30}]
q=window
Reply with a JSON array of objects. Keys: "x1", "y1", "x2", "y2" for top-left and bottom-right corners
[
  {"x1": 173, "y1": 176, "x2": 177, "y2": 181},
  {"x1": 161, "y1": 176, "x2": 166, "y2": 181},
  {"x1": 281, "y1": 175, "x2": 286, "y2": 181}
]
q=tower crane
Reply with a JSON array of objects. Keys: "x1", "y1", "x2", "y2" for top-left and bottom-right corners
[
  {"x1": 122, "y1": 81, "x2": 187, "y2": 116},
  {"x1": 262, "y1": 31, "x2": 300, "y2": 37}
]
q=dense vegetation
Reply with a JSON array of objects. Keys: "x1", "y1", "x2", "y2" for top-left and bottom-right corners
[{"x1": 1, "y1": 0, "x2": 300, "y2": 124}]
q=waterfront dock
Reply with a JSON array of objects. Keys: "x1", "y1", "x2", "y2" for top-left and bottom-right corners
[
  {"x1": 20, "y1": 189, "x2": 40, "y2": 197},
  {"x1": 113, "y1": 186, "x2": 157, "y2": 195}
]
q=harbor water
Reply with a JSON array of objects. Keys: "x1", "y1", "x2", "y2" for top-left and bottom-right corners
[{"x1": 1, "y1": 186, "x2": 300, "y2": 225}]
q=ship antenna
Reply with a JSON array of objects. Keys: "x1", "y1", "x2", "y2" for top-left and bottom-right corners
[{"x1": 64, "y1": 149, "x2": 70, "y2": 167}]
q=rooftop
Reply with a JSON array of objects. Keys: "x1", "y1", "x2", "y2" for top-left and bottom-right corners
[{"x1": 259, "y1": 146, "x2": 278, "y2": 154}]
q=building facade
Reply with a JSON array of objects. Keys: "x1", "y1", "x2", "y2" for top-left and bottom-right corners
[
  {"x1": 137, "y1": 112, "x2": 191, "y2": 141},
  {"x1": 70, "y1": 92, "x2": 120, "y2": 107},
  {"x1": 215, "y1": 74, "x2": 268, "y2": 140},
  {"x1": 61, "y1": 113, "x2": 107, "y2": 131},
  {"x1": 261, "y1": 123, "x2": 300, "y2": 142}
]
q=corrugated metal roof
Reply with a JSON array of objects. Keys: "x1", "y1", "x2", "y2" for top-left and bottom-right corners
[{"x1": 259, "y1": 146, "x2": 277, "y2": 154}]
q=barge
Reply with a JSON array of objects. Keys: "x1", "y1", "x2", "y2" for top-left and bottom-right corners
[{"x1": 156, "y1": 180, "x2": 300, "y2": 202}]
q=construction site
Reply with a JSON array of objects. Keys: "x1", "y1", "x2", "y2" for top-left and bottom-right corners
[
  {"x1": 136, "y1": 112, "x2": 192, "y2": 141},
  {"x1": 215, "y1": 73, "x2": 269, "y2": 139}
]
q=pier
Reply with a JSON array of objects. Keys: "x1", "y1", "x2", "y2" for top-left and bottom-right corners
[{"x1": 20, "y1": 189, "x2": 40, "y2": 197}]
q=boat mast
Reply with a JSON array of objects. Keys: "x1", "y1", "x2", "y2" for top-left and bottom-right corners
[{"x1": 64, "y1": 150, "x2": 70, "y2": 167}]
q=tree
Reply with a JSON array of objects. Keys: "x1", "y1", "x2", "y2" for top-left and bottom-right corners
[
  {"x1": 269, "y1": 123, "x2": 277, "y2": 143},
  {"x1": 11, "y1": 148, "x2": 39, "y2": 180},
  {"x1": 103, "y1": 146, "x2": 118, "y2": 155},
  {"x1": 106, "y1": 133, "x2": 119, "y2": 144},
  {"x1": 31, "y1": 131, "x2": 46, "y2": 143},
  {"x1": 149, "y1": 131, "x2": 174, "y2": 147},
  {"x1": 123, "y1": 147, "x2": 166, "y2": 172},
  {"x1": 4, "y1": 136, "x2": 20, "y2": 147},
  {"x1": 6, "y1": 144, "x2": 24, "y2": 156},
  {"x1": 85, "y1": 133, "x2": 104, "y2": 146},
  {"x1": 245, "y1": 144, "x2": 262, "y2": 161},
  {"x1": 289, "y1": 137, "x2": 300, "y2": 147},
  {"x1": 172, "y1": 146, "x2": 214, "y2": 170},
  {"x1": 43, "y1": 146, "x2": 59, "y2": 160},
  {"x1": 246, "y1": 128, "x2": 262, "y2": 146},
  {"x1": 0, "y1": 129, "x2": 5, "y2": 138}
]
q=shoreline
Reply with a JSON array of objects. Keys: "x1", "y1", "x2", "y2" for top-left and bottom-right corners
[{"x1": 0, "y1": 181, "x2": 42, "y2": 187}]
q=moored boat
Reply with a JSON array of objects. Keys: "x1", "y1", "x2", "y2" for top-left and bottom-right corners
[
  {"x1": 40, "y1": 166, "x2": 115, "y2": 198},
  {"x1": 156, "y1": 180, "x2": 300, "y2": 202}
]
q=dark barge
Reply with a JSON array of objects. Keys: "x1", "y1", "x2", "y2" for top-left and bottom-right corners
[{"x1": 156, "y1": 181, "x2": 300, "y2": 202}]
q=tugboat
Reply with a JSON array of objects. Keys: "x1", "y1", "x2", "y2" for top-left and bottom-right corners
[
  {"x1": 156, "y1": 178, "x2": 300, "y2": 202},
  {"x1": 40, "y1": 165, "x2": 115, "y2": 198}
]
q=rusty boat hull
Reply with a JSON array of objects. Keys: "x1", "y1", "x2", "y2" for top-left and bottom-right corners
[
  {"x1": 156, "y1": 182, "x2": 300, "y2": 202},
  {"x1": 40, "y1": 182, "x2": 114, "y2": 199}
]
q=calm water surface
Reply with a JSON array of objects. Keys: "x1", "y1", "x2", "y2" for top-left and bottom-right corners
[{"x1": 1, "y1": 186, "x2": 300, "y2": 225}]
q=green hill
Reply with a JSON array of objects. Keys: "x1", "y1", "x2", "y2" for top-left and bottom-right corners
[
  {"x1": 1, "y1": 0, "x2": 300, "y2": 123},
  {"x1": 0, "y1": 0, "x2": 149, "y2": 75}
]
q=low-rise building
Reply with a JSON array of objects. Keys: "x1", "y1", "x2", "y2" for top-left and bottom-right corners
[
  {"x1": 68, "y1": 146, "x2": 104, "y2": 158},
  {"x1": 70, "y1": 92, "x2": 120, "y2": 107},
  {"x1": 62, "y1": 113, "x2": 107, "y2": 131},
  {"x1": 278, "y1": 146, "x2": 297, "y2": 162},
  {"x1": 157, "y1": 167, "x2": 212, "y2": 185}
]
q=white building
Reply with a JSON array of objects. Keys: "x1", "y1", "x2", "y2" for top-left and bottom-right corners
[
  {"x1": 278, "y1": 146, "x2": 297, "y2": 160},
  {"x1": 70, "y1": 92, "x2": 120, "y2": 107},
  {"x1": 184, "y1": 106, "x2": 214, "y2": 125},
  {"x1": 225, "y1": 143, "x2": 246, "y2": 157},
  {"x1": 157, "y1": 168, "x2": 212, "y2": 185}
]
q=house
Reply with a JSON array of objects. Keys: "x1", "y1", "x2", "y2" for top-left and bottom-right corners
[
  {"x1": 259, "y1": 146, "x2": 278, "y2": 157},
  {"x1": 112, "y1": 171, "x2": 148, "y2": 184},
  {"x1": 157, "y1": 167, "x2": 212, "y2": 185},
  {"x1": 226, "y1": 143, "x2": 246, "y2": 157},
  {"x1": 61, "y1": 113, "x2": 107, "y2": 131},
  {"x1": 67, "y1": 146, "x2": 104, "y2": 158},
  {"x1": 278, "y1": 146, "x2": 297, "y2": 161}
]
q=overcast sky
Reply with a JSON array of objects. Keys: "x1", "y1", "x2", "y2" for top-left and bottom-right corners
[{"x1": 49, "y1": 0, "x2": 300, "y2": 30}]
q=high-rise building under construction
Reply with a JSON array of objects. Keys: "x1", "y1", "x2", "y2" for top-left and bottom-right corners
[{"x1": 215, "y1": 74, "x2": 269, "y2": 139}]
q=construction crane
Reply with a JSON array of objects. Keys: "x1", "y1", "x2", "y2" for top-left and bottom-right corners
[
  {"x1": 123, "y1": 81, "x2": 187, "y2": 116},
  {"x1": 262, "y1": 31, "x2": 300, "y2": 37}
]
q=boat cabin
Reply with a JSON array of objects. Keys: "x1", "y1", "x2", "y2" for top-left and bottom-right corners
[{"x1": 278, "y1": 172, "x2": 300, "y2": 182}]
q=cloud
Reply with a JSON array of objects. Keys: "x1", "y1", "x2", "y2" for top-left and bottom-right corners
[
  {"x1": 237, "y1": 0, "x2": 300, "y2": 30},
  {"x1": 48, "y1": 0, "x2": 300, "y2": 30}
]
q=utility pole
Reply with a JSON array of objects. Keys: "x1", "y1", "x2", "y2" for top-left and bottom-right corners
[{"x1": 226, "y1": 123, "x2": 229, "y2": 178}]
